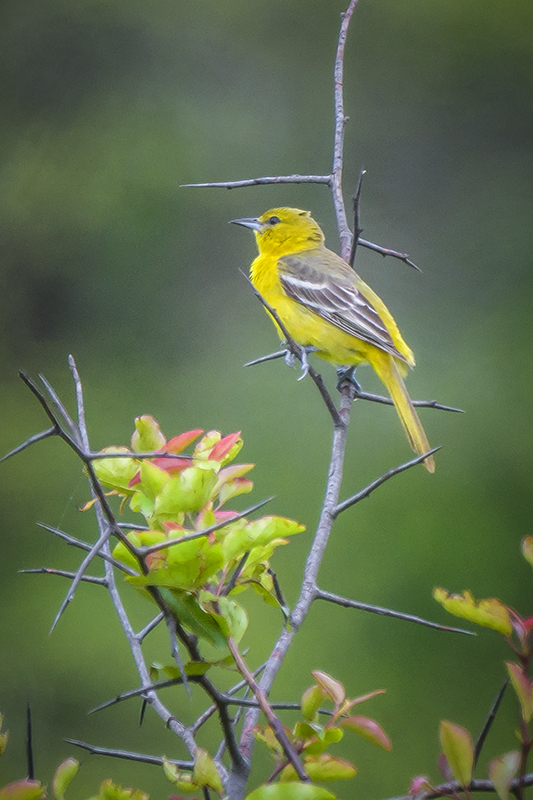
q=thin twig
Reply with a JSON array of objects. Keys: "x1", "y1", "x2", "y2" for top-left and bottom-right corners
[
  {"x1": 135, "y1": 613, "x2": 164, "y2": 642},
  {"x1": 64, "y1": 738, "x2": 193, "y2": 769},
  {"x1": 354, "y1": 388, "x2": 464, "y2": 413},
  {"x1": 26, "y1": 704, "x2": 34, "y2": 780},
  {"x1": 473, "y1": 679, "x2": 508, "y2": 767},
  {"x1": 358, "y1": 237, "x2": 420, "y2": 271},
  {"x1": 0, "y1": 427, "x2": 57, "y2": 463},
  {"x1": 39, "y1": 372, "x2": 81, "y2": 445},
  {"x1": 334, "y1": 447, "x2": 442, "y2": 516},
  {"x1": 377, "y1": 773, "x2": 533, "y2": 800},
  {"x1": 315, "y1": 589, "x2": 475, "y2": 635},
  {"x1": 37, "y1": 523, "x2": 138, "y2": 575},
  {"x1": 141, "y1": 496, "x2": 274, "y2": 555},
  {"x1": 181, "y1": 175, "x2": 332, "y2": 189},
  {"x1": 20, "y1": 568, "x2": 107, "y2": 586},
  {"x1": 228, "y1": 638, "x2": 310, "y2": 783},
  {"x1": 349, "y1": 169, "x2": 366, "y2": 268}
]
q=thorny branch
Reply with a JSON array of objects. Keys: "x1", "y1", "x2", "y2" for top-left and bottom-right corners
[{"x1": 1, "y1": 2, "x2": 470, "y2": 799}]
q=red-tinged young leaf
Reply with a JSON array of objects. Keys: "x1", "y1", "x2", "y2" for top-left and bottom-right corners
[
  {"x1": 341, "y1": 716, "x2": 392, "y2": 750},
  {"x1": 193, "y1": 749, "x2": 224, "y2": 793},
  {"x1": 218, "y1": 477, "x2": 254, "y2": 507},
  {"x1": 433, "y1": 588, "x2": 513, "y2": 637},
  {"x1": 52, "y1": 758, "x2": 79, "y2": 800},
  {"x1": 131, "y1": 415, "x2": 166, "y2": 452},
  {"x1": 344, "y1": 689, "x2": 386, "y2": 710},
  {"x1": 409, "y1": 776, "x2": 431, "y2": 795},
  {"x1": 301, "y1": 684, "x2": 326, "y2": 721},
  {"x1": 312, "y1": 672, "x2": 345, "y2": 707},
  {"x1": 488, "y1": 751, "x2": 520, "y2": 800},
  {"x1": 438, "y1": 753, "x2": 453, "y2": 781},
  {"x1": 439, "y1": 721, "x2": 474, "y2": 788},
  {"x1": 0, "y1": 781, "x2": 46, "y2": 800},
  {"x1": 281, "y1": 754, "x2": 356, "y2": 782},
  {"x1": 506, "y1": 662, "x2": 533, "y2": 722},
  {"x1": 214, "y1": 509, "x2": 239, "y2": 523},
  {"x1": 151, "y1": 456, "x2": 191, "y2": 475},
  {"x1": 164, "y1": 430, "x2": 204, "y2": 454},
  {"x1": 208, "y1": 431, "x2": 242, "y2": 464},
  {"x1": 521, "y1": 536, "x2": 533, "y2": 568},
  {"x1": 523, "y1": 616, "x2": 533, "y2": 632},
  {"x1": 245, "y1": 784, "x2": 338, "y2": 800}
]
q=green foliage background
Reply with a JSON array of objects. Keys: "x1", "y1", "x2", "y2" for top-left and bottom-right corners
[{"x1": 1, "y1": 0, "x2": 532, "y2": 797}]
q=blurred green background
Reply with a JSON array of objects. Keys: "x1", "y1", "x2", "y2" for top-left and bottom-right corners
[{"x1": 1, "y1": 0, "x2": 532, "y2": 797}]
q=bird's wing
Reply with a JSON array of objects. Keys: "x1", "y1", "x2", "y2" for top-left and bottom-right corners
[{"x1": 278, "y1": 250, "x2": 408, "y2": 361}]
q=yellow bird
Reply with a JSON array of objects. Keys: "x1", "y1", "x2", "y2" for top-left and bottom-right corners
[{"x1": 231, "y1": 207, "x2": 434, "y2": 473}]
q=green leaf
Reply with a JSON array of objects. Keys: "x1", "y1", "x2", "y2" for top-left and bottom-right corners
[
  {"x1": 138, "y1": 461, "x2": 170, "y2": 500},
  {"x1": 433, "y1": 588, "x2": 512, "y2": 637},
  {"x1": 301, "y1": 684, "x2": 326, "y2": 721},
  {"x1": 154, "y1": 467, "x2": 218, "y2": 520},
  {"x1": 341, "y1": 716, "x2": 392, "y2": 750},
  {"x1": 216, "y1": 596, "x2": 248, "y2": 642},
  {"x1": 193, "y1": 749, "x2": 224, "y2": 793},
  {"x1": 86, "y1": 780, "x2": 149, "y2": 800},
  {"x1": 488, "y1": 751, "x2": 520, "y2": 800},
  {"x1": 245, "y1": 783, "x2": 338, "y2": 800},
  {"x1": 162, "y1": 757, "x2": 198, "y2": 792},
  {"x1": 522, "y1": 537, "x2": 533, "y2": 568},
  {"x1": 0, "y1": 781, "x2": 46, "y2": 800},
  {"x1": 506, "y1": 662, "x2": 533, "y2": 723},
  {"x1": 312, "y1": 672, "x2": 345, "y2": 707},
  {"x1": 131, "y1": 416, "x2": 166, "y2": 453},
  {"x1": 92, "y1": 447, "x2": 139, "y2": 493},
  {"x1": 281, "y1": 754, "x2": 356, "y2": 782},
  {"x1": 439, "y1": 721, "x2": 474, "y2": 788},
  {"x1": 160, "y1": 661, "x2": 212, "y2": 679},
  {"x1": 52, "y1": 758, "x2": 79, "y2": 800},
  {"x1": 159, "y1": 588, "x2": 228, "y2": 649},
  {"x1": 303, "y1": 727, "x2": 343, "y2": 756}
]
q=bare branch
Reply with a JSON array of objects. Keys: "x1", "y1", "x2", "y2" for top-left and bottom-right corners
[
  {"x1": 244, "y1": 350, "x2": 288, "y2": 368},
  {"x1": 135, "y1": 613, "x2": 164, "y2": 642},
  {"x1": 354, "y1": 388, "x2": 464, "y2": 413},
  {"x1": 331, "y1": 0, "x2": 360, "y2": 259},
  {"x1": 315, "y1": 589, "x2": 475, "y2": 635},
  {"x1": 359, "y1": 237, "x2": 421, "y2": 271},
  {"x1": 20, "y1": 568, "x2": 107, "y2": 586},
  {"x1": 334, "y1": 447, "x2": 442, "y2": 516},
  {"x1": 377, "y1": 773, "x2": 533, "y2": 800},
  {"x1": 348, "y1": 169, "x2": 366, "y2": 268},
  {"x1": 37, "y1": 523, "x2": 138, "y2": 575},
  {"x1": 0, "y1": 427, "x2": 57, "y2": 463},
  {"x1": 228, "y1": 638, "x2": 310, "y2": 783},
  {"x1": 39, "y1": 372, "x2": 81, "y2": 445},
  {"x1": 64, "y1": 738, "x2": 193, "y2": 769},
  {"x1": 474, "y1": 679, "x2": 508, "y2": 767},
  {"x1": 181, "y1": 174, "x2": 331, "y2": 189}
]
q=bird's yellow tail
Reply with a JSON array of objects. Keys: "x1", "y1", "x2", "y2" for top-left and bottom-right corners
[{"x1": 370, "y1": 351, "x2": 435, "y2": 473}]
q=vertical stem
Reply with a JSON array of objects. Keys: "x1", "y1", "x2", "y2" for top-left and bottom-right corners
[{"x1": 331, "y1": 0, "x2": 359, "y2": 260}]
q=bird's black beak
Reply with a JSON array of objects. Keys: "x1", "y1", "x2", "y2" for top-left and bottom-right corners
[{"x1": 229, "y1": 217, "x2": 263, "y2": 232}]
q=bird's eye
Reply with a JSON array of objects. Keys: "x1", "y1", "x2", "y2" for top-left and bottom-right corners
[{"x1": 268, "y1": 215, "x2": 280, "y2": 225}]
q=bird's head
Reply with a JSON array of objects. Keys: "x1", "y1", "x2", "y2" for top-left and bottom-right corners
[{"x1": 230, "y1": 207, "x2": 325, "y2": 257}]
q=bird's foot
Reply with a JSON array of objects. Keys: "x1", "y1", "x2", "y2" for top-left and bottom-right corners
[
  {"x1": 283, "y1": 348, "x2": 296, "y2": 368},
  {"x1": 297, "y1": 346, "x2": 318, "y2": 381},
  {"x1": 336, "y1": 366, "x2": 362, "y2": 394}
]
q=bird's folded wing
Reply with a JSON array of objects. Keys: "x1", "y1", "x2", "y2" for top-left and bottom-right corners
[{"x1": 278, "y1": 252, "x2": 407, "y2": 361}]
